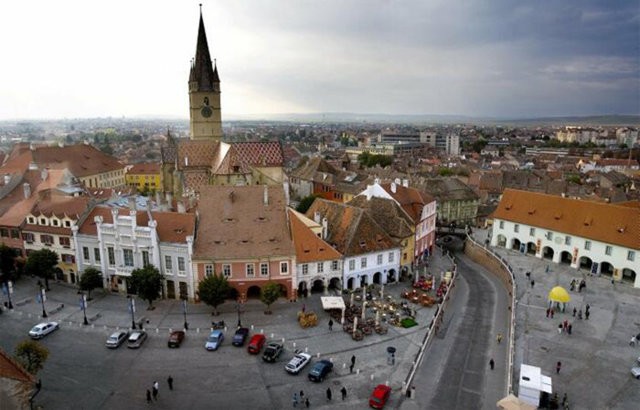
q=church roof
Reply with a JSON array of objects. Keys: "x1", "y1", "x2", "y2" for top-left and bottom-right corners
[{"x1": 189, "y1": 8, "x2": 218, "y2": 92}]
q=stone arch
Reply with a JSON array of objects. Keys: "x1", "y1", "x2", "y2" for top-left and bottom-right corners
[
  {"x1": 311, "y1": 279, "x2": 325, "y2": 293},
  {"x1": 578, "y1": 256, "x2": 593, "y2": 271},
  {"x1": 387, "y1": 269, "x2": 397, "y2": 283},
  {"x1": 559, "y1": 251, "x2": 572, "y2": 265},
  {"x1": 621, "y1": 268, "x2": 637, "y2": 284},
  {"x1": 360, "y1": 275, "x2": 368, "y2": 288},
  {"x1": 496, "y1": 234, "x2": 507, "y2": 247},
  {"x1": 247, "y1": 285, "x2": 261, "y2": 299},
  {"x1": 373, "y1": 272, "x2": 382, "y2": 284},
  {"x1": 278, "y1": 283, "x2": 288, "y2": 299},
  {"x1": 347, "y1": 277, "x2": 355, "y2": 290},
  {"x1": 328, "y1": 277, "x2": 341, "y2": 290},
  {"x1": 542, "y1": 246, "x2": 554, "y2": 260},
  {"x1": 600, "y1": 261, "x2": 614, "y2": 277},
  {"x1": 526, "y1": 242, "x2": 537, "y2": 255},
  {"x1": 511, "y1": 238, "x2": 522, "y2": 251}
]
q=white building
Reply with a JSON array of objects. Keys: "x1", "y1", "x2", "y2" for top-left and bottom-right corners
[{"x1": 491, "y1": 189, "x2": 639, "y2": 287}]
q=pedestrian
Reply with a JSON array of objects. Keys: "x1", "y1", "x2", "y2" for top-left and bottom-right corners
[
  {"x1": 572, "y1": 307, "x2": 576, "y2": 317},
  {"x1": 167, "y1": 375, "x2": 173, "y2": 390},
  {"x1": 146, "y1": 389, "x2": 152, "y2": 403},
  {"x1": 567, "y1": 323, "x2": 572, "y2": 335},
  {"x1": 562, "y1": 393, "x2": 567, "y2": 407},
  {"x1": 340, "y1": 386, "x2": 347, "y2": 400},
  {"x1": 531, "y1": 279, "x2": 535, "y2": 288},
  {"x1": 563, "y1": 320, "x2": 568, "y2": 331},
  {"x1": 556, "y1": 361, "x2": 562, "y2": 374},
  {"x1": 546, "y1": 308, "x2": 550, "y2": 318},
  {"x1": 326, "y1": 387, "x2": 332, "y2": 401},
  {"x1": 305, "y1": 397, "x2": 310, "y2": 408},
  {"x1": 578, "y1": 310, "x2": 583, "y2": 320},
  {"x1": 293, "y1": 392, "x2": 298, "y2": 407},
  {"x1": 550, "y1": 309, "x2": 554, "y2": 319},
  {"x1": 585, "y1": 310, "x2": 590, "y2": 320},
  {"x1": 489, "y1": 358, "x2": 495, "y2": 370},
  {"x1": 349, "y1": 363, "x2": 354, "y2": 373},
  {"x1": 585, "y1": 303, "x2": 590, "y2": 313},
  {"x1": 302, "y1": 304, "x2": 306, "y2": 313},
  {"x1": 300, "y1": 390, "x2": 304, "y2": 400},
  {"x1": 351, "y1": 355, "x2": 356, "y2": 366},
  {"x1": 328, "y1": 319, "x2": 333, "y2": 331},
  {"x1": 558, "y1": 324, "x2": 563, "y2": 334},
  {"x1": 545, "y1": 265, "x2": 549, "y2": 273},
  {"x1": 526, "y1": 271, "x2": 530, "y2": 279},
  {"x1": 496, "y1": 333, "x2": 503, "y2": 344}
]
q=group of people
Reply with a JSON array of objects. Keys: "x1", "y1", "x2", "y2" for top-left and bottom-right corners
[
  {"x1": 569, "y1": 278, "x2": 587, "y2": 293},
  {"x1": 145, "y1": 377, "x2": 173, "y2": 403},
  {"x1": 292, "y1": 387, "x2": 348, "y2": 407}
]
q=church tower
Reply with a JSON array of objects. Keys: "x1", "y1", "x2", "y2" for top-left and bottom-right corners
[{"x1": 188, "y1": 6, "x2": 222, "y2": 141}]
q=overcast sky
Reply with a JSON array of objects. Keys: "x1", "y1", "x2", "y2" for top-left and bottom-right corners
[{"x1": 0, "y1": 0, "x2": 638, "y2": 120}]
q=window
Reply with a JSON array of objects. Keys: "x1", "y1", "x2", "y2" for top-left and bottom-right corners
[
  {"x1": 10, "y1": 229, "x2": 19, "y2": 239},
  {"x1": 108, "y1": 247, "x2": 115, "y2": 266},
  {"x1": 178, "y1": 257, "x2": 185, "y2": 272},
  {"x1": 302, "y1": 264, "x2": 308, "y2": 275},
  {"x1": 317, "y1": 262, "x2": 324, "y2": 273},
  {"x1": 0, "y1": 228, "x2": 8, "y2": 237},
  {"x1": 205, "y1": 264, "x2": 213, "y2": 277},
  {"x1": 52, "y1": 219, "x2": 59, "y2": 227},
  {"x1": 605, "y1": 246, "x2": 612, "y2": 256},
  {"x1": 61, "y1": 254, "x2": 75, "y2": 263},
  {"x1": 83, "y1": 246, "x2": 90, "y2": 261},
  {"x1": 564, "y1": 236, "x2": 571, "y2": 246},
  {"x1": 499, "y1": 221, "x2": 504, "y2": 229},
  {"x1": 222, "y1": 264, "x2": 231, "y2": 277},
  {"x1": 280, "y1": 262, "x2": 288, "y2": 274},
  {"x1": 27, "y1": 217, "x2": 35, "y2": 224},
  {"x1": 545, "y1": 231, "x2": 553, "y2": 240},
  {"x1": 514, "y1": 224, "x2": 519, "y2": 233},
  {"x1": 246, "y1": 263, "x2": 255, "y2": 277},
  {"x1": 41, "y1": 235, "x2": 54, "y2": 245},
  {"x1": 628, "y1": 251, "x2": 635, "y2": 261},
  {"x1": 361, "y1": 258, "x2": 367, "y2": 268},
  {"x1": 94, "y1": 248, "x2": 100, "y2": 262},
  {"x1": 22, "y1": 233, "x2": 34, "y2": 243},
  {"x1": 59, "y1": 237, "x2": 71, "y2": 247},
  {"x1": 165, "y1": 255, "x2": 173, "y2": 272},
  {"x1": 260, "y1": 263, "x2": 269, "y2": 276},
  {"x1": 349, "y1": 260, "x2": 355, "y2": 271},
  {"x1": 123, "y1": 249, "x2": 134, "y2": 267},
  {"x1": 529, "y1": 227, "x2": 535, "y2": 237},
  {"x1": 39, "y1": 218, "x2": 46, "y2": 225},
  {"x1": 142, "y1": 251, "x2": 150, "y2": 266},
  {"x1": 584, "y1": 241, "x2": 591, "y2": 251},
  {"x1": 331, "y1": 260, "x2": 339, "y2": 271},
  {"x1": 64, "y1": 221, "x2": 71, "y2": 228},
  {"x1": 388, "y1": 252, "x2": 394, "y2": 263},
  {"x1": 377, "y1": 254, "x2": 383, "y2": 265}
]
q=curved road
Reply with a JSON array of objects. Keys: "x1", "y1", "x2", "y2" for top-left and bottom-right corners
[{"x1": 408, "y1": 252, "x2": 509, "y2": 410}]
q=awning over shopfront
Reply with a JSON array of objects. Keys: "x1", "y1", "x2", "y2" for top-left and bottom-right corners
[{"x1": 320, "y1": 296, "x2": 346, "y2": 310}]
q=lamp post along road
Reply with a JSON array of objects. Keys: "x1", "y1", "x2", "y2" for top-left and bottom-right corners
[
  {"x1": 128, "y1": 297, "x2": 136, "y2": 330},
  {"x1": 81, "y1": 294, "x2": 89, "y2": 325},
  {"x1": 39, "y1": 287, "x2": 47, "y2": 318},
  {"x1": 3, "y1": 281, "x2": 13, "y2": 309},
  {"x1": 182, "y1": 298, "x2": 189, "y2": 330},
  {"x1": 236, "y1": 300, "x2": 243, "y2": 328}
]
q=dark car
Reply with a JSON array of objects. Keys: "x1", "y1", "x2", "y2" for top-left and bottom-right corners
[
  {"x1": 168, "y1": 330, "x2": 185, "y2": 348},
  {"x1": 308, "y1": 359, "x2": 333, "y2": 382},
  {"x1": 262, "y1": 342, "x2": 284, "y2": 363},
  {"x1": 232, "y1": 327, "x2": 250, "y2": 346},
  {"x1": 247, "y1": 334, "x2": 266, "y2": 354},
  {"x1": 369, "y1": 384, "x2": 391, "y2": 409}
]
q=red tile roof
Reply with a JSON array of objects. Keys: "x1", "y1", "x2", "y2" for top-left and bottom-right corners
[
  {"x1": 379, "y1": 183, "x2": 435, "y2": 224},
  {"x1": 0, "y1": 348, "x2": 34, "y2": 383},
  {"x1": 127, "y1": 162, "x2": 161, "y2": 175},
  {"x1": 152, "y1": 212, "x2": 196, "y2": 243},
  {"x1": 289, "y1": 209, "x2": 342, "y2": 263},
  {"x1": 232, "y1": 141, "x2": 283, "y2": 167}
]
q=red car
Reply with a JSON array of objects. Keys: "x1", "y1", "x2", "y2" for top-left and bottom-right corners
[
  {"x1": 168, "y1": 330, "x2": 185, "y2": 348},
  {"x1": 369, "y1": 384, "x2": 391, "y2": 409},
  {"x1": 247, "y1": 334, "x2": 266, "y2": 354}
]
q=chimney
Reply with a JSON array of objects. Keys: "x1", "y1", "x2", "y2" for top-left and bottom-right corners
[
  {"x1": 3, "y1": 174, "x2": 10, "y2": 184},
  {"x1": 374, "y1": 177, "x2": 380, "y2": 185},
  {"x1": 28, "y1": 162, "x2": 38, "y2": 171},
  {"x1": 394, "y1": 178, "x2": 401, "y2": 185},
  {"x1": 263, "y1": 185, "x2": 269, "y2": 206},
  {"x1": 41, "y1": 168, "x2": 48, "y2": 181},
  {"x1": 314, "y1": 211, "x2": 321, "y2": 224},
  {"x1": 322, "y1": 217, "x2": 328, "y2": 240},
  {"x1": 402, "y1": 179, "x2": 409, "y2": 188},
  {"x1": 23, "y1": 182, "x2": 31, "y2": 198},
  {"x1": 391, "y1": 182, "x2": 397, "y2": 193},
  {"x1": 128, "y1": 197, "x2": 136, "y2": 210},
  {"x1": 177, "y1": 201, "x2": 186, "y2": 213}
]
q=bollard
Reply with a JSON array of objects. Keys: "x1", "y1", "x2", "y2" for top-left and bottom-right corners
[
  {"x1": 197, "y1": 328, "x2": 200, "y2": 333},
  {"x1": 316, "y1": 352, "x2": 320, "y2": 358},
  {"x1": 270, "y1": 333, "x2": 274, "y2": 338},
  {"x1": 385, "y1": 380, "x2": 389, "y2": 386},
  {"x1": 91, "y1": 324, "x2": 94, "y2": 329},
  {"x1": 282, "y1": 338, "x2": 285, "y2": 343},
  {"x1": 224, "y1": 326, "x2": 228, "y2": 332},
  {"x1": 305, "y1": 347, "x2": 308, "y2": 353},
  {"x1": 169, "y1": 328, "x2": 172, "y2": 333},
  {"x1": 329, "y1": 358, "x2": 333, "y2": 363},
  {"x1": 251, "y1": 325, "x2": 254, "y2": 330},
  {"x1": 260, "y1": 329, "x2": 263, "y2": 334},
  {"x1": 343, "y1": 363, "x2": 346, "y2": 369},
  {"x1": 370, "y1": 374, "x2": 374, "y2": 381},
  {"x1": 357, "y1": 369, "x2": 360, "y2": 375},
  {"x1": 293, "y1": 342, "x2": 296, "y2": 350},
  {"x1": 156, "y1": 328, "x2": 159, "y2": 333}
]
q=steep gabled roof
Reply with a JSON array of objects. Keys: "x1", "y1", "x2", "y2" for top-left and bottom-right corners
[
  {"x1": 152, "y1": 211, "x2": 196, "y2": 243},
  {"x1": 305, "y1": 198, "x2": 398, "y2": 256},
  {"x1": 347, "y1": 196, "x2": 413, "y2": 240},
  {"x1": 289, "y1": 209, "x2": 342, "y2": 263},
  {"x1": 492, "y1": 189, "x2": 640, "y2": 250},
  {"x1": 290, "y1": 157, "x2": 338, "y2": 180},
  {"x1": 177, "y1": 140, "x2": 219, "y2": 169},
  {"x1": 379, "y1": 182, "x2": 435, "y2": 224},
  {"x1": 232, "y1": 142, "x2": 284, "y2": 167}
]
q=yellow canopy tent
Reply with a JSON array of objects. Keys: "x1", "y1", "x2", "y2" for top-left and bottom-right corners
[{"x1": 548, "y1": 286, "x2": 571, "y2": 303}]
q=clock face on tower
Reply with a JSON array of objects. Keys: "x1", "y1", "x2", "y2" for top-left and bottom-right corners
[{"x1": 201, "y1": 106, "x2": 213, "y2": 118}]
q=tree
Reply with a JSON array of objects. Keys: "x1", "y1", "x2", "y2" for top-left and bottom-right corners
[
  {"x1": 260, "y1": 282, "x2": 282, "y2": 314},
  {"x1": 296, "y1": 195, "x2": 318, "y2": 214},
  {"x1": 0, "y1": 243, "x2": 17, "y2": 282},
  {"x1": 25, "y1": 249, "x2": 59, "y2": 291},
  {"x1": 130, "y1": 265, "x2": 163, "y2": 309},
  {"x1": 79, "y1": 267, "x2": 103, "y2": 300},
  {"x1": 198, "y1": 274, "x2": 231, "y2": 315},
  {"x1": 15, "y1": 340, "x2": 49, "y2": 374}
]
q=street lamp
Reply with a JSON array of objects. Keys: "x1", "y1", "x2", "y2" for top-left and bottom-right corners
[
  {"x1": 80, "y1": 293, "x2": 89, "y2": 325},
  {"x1": 39, "y1": 286, "x2": 47, "y2": 318},
  {"x1": 128, "y1": 296, "x2": 136, "y2": 330},
  {"x1": 236, "y1": 299, "x2": 243, "y2": 328},
  {"x1": 182, "y1": 297, "x2": 189, "y2": 330},
  {"x1": 2, "y1": 281, "x2": 13, "y2": 309}
]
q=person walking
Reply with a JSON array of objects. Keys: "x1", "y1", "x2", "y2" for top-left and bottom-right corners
[
  {"x1": 558, "y1": 323, "x2": 563, "y2": 334},
  {"x1": 146, "y1": 389, "x2": 152, "y2": 404},
  {"x1": 326, "y1": 387, "x2": 332, "y2": 401},
  {"x1": 489, "y1": 358, "x2": 495, "y2": 370},
  {"x1": 585, "y1": 310, "x2": 590, "y2": 320},
  {"x1": 300, "y1": 390, "x2": 304, "y2": 401},
  {"x1": 293, "y1": 392, "x2": 298, "y2": 407},
  {"x1": 167, "y1": 376, "x2": 173, "y2": 390},
  {"x1": 328, "y1": 319, "x2": 333, "y2": 331},
  {"x1": 340, "y1": 386, "x2": 347, "y2": 400},
  {"x1": 572, "y1": 307, "x2": 577, "y2": 317},
  {"x1": 496, "y1": 333, "x2": 503, "y2": 344},
  {"x1": 302, "y1": 304, "x2": 306, "y2": 313},
  {"x1": 305, "y1": 397, "x2": 310, "y2": 408},
  {"x1": 556, "y1": 361, "x2": 562, "y2": 374},
  {"x1": 531, "y1": 280, "x2": 535, "y2": 288},
  {"x1": 567, "y1": 323, "x2": 572, "y2": 335}
]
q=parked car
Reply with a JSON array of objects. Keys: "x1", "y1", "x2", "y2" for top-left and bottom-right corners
[
  {"x1": 308, "y1": 359, "x2": 333, "y2": 382},
  {"x1": 105, "y1": 331, "x2": 129, "y2": 348},
  {"x1": 632, "y1": 366, "x2": 640, "y2": 379},
  {"x1": 127, "y1": 331, "x2": 148, "y2": 349},
  {"x1": 262, "y1": 342, "x2": 284, "y2": 363},
  {"x1": 29, "y1": 322, "x2": 59, "y2": 339},
  {"x1": 168, "y1": 330, "x2": 185, "y2": 348},
  {"x1": 285, "y1": 352, "x2": 312, "y2": 375},
  {"x1": 232, "y1": 327, "x2": 250, "y2": 347},
  {"x1": 247, "y1": 334, "x2": 266, "y2": 354},
  {"x1": 369, "y1": 384, "x2": 392, "y2": 409},
  {"x1": 205, "y1": 330, "x2": 224, "y2": 351}
]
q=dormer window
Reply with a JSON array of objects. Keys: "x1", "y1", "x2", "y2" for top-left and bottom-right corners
[
  {"x1": 39, "y1": 218, "x2": 47, "y2": 225},
  {"x1": 27, "y1": 217, "x2": 36, "y2": 224},
  {"x1": 52, "y1": 220, "x2": 59, "y2": 227},
  {"x1": 64, "y1": 221, "x2": 71, "y2": 227}
]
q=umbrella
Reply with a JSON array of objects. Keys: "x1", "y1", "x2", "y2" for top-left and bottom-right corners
[
  {"x1": 496, "y1": 394, "x2": 537, "y2": 410},
  {"x1": 548, "y1": 286, "x2": 571, "y2": 303}
]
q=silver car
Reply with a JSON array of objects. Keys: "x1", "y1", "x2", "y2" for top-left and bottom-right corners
[
  {"x1": 105, "y1": 331, "x2": 129, "y2": 349},
  {"x1": 127, "y1": 331, "x2": 148, "y2": 349},
  {"x1": 28, "y1": 322, "x2": 59, "y2": 339}
]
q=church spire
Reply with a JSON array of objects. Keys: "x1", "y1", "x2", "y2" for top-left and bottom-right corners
[{"x1": 189, "y1": 5, "x2": 218, "y2": 92}]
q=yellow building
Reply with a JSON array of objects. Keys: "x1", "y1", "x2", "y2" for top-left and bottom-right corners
[{"x1": 125, "y1": 163, "x2": 162, "y2": 193}]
